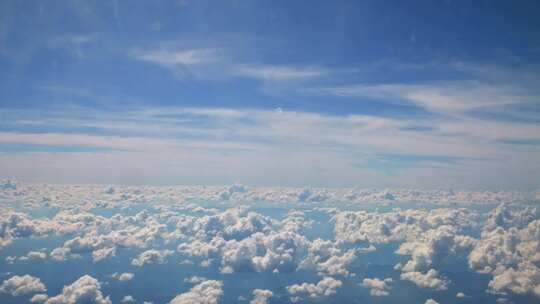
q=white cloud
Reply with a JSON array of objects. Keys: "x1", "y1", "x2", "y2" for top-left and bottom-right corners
[
  {"x1": 2, "y1": 104, "x2": 540, "y2": 189},
  {"x1": 30, "y1": 294, "x2": 49, "y2": 303},
  {"x1": 0, "y1": 275, "x2": 47, "y2": 296},
  {"x1": 287, "y1": 277, "x2": 342, "y2": 300},
  {"x1": 249, "y1": 289, "x2": 273, "y2": 304},
  {"x1": 281, "y1": 210, "x2": 314, "y2": 233},
  {"x1": 236, "y1": 65, "x2": 324, "y2": 81},
  {"x1": 131, "y1": 249, "x2": 174, "y2": 267},
  {"x1": 299, "y1": 238, "x2": 356, "y2": 276},
  {"x1": 111, "y1": 272, "x2": 134, "y2": 282},
  {"x1": 425, "y1": 299, "x2": 439, "y2": 304},
  {"x1": 400, "y1": 269, "x2": 449, "y2": 291},
  {"x1": 136, "y1": 49, "x2": 219, "y2": 66},
  {"x1": 395, "y1": 226, "x2": 476, "y2": 274},
  {"x1": 487, "y1": 262, "x2": 540, "y2": 297},
  {"x1": 169, "y1": 280, "x2": 223, "y2": 304},
  {"x1": 315, "y1": 82, "x2": 534, "y2": 115},
  {"x1": 361, "y1": 277, "x2": 393, "y2": 296},
  {"x1": 23, "y1": 251, "x2": 47, "y2": 260},
  {"x1": 184, "y1": 276, "x2": 207, "y2": 284},
  {"x1": 333, "y1": 208, "x2": 476, "y2": 244},
  {"x1": 121, "y1": 295, "x2": 136, "y2": 303},
  {"x1": 45, "y1": 275, "x2": 110, "y2": 304},
  {"x1": 467, "y1": 205, "x2": 540, "y2": 298},
  {"x1": 92, "y1": 246, "x2": 116, "y2": 262}
]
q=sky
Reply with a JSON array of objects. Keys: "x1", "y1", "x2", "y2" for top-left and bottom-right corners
[{"x1": 1, "y1": 0, "x2": 540, "y2": 189}]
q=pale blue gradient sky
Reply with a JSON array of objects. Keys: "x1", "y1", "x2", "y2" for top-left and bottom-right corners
[{"x1": 1, "y1": 1, "x2": 539, "y2": 189}]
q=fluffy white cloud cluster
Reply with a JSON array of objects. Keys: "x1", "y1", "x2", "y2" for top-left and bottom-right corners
[
  {"x1": 483, "y1": 204, "x2": 539, "y2": 232},
  {"x1": 0, "y1": 212, "x2": 46, "y2": 248},
  {"x1": 299, "y1": 238, "x2": 356, "y2": 276},
  {"x1": 31, "y1": 293, "x2": 49, "y2": 303},
  {"x1": 50, "y1": 234, "x2": 116, "y2": 262},
  {"x1": 487, "y1": 262, "x2": 540, "y2": 297},
  {"x1": 333, "y1": 208, "x2": 476, "y2": 244},
  {"x1": 468, "y1": 204, "x2": 540, "y2": 297},
  {"x1": 400, "y1": 269, "x2": 449, "y2": 291},
  {"x1": 2, "y1": 181, "x2": 539, "y2": 302},
  {"x1": 0, "y1": 209, "x2": 169, "y2": 265},
  {"x1": 174, "y1": 208, "x2": 273, "y2": 241},
  {"x1": 249, "y1": 289, "x2": 273, "y2": 304},
  {"x1": 21, "y1": 251, "x2": 48, "y2": 260},
  {"x1": 396, "y1": 226, "x2": 477, "y2": 270},
  {"x1": 45, "y1": 275, "x2": 111, "y2": 304},
  {"x1": 1, "y1": 181, "x2": 535, "y2": 215},
  {"x1": 217, "y1": 183, "x2": 247, "y2": 201},
  {"x1": 0, "y1": 275, "x2": 47, "y2": 296},
  {"x1": 237, "y1": 186, "x2": 535, "y2": 205},
  {"x1": 131, "y1": 249, "x2": 174, "y2": 266},
  {"x1": 6, "y1": 250, "x2": 47, "y2": 263},
  {"x1": 296, "y1": 188, "x2": 332, "y2": 203},
  {"x1": 280, "y1": 210, "x2": 313, "y2": 233},
  {"x1": 287, "y1": 277, "x2": 342, "y2": 301},
  {"x1": 361, "y1": 277, "x2": 393, "y2": 296},
  {"x1": 394, "y1": 225, "x2": 476, "y2": 289},
  {"x1": 175, "y1": 208, "x2": 337, "y2": 274},
  {"x1": 219, "y1": 231, "x2": 307, "y2": 273},
  {"x1": 169, "y1": 280, "x2": 223, "y2": 304},
  {"x1": 46, "y1": 210, "x2": 171, "y2": 262}
]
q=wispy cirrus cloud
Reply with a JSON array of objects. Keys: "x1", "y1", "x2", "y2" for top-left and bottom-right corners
[
  {"x1": 132, "y1": 46, "x2": 328, "y2": 83},
  {"x1": 235, "y1": 65, "x2": 326, "y2": 81},
  {"x1": 135, "y1": 48, "x2": 220, "y2": 66},
  {"x1": 313, "y1": 82, "x2": 533, "y2": 115},
  {"x1": 1, "y1": 105, "x2": 539, "y2": 188}
]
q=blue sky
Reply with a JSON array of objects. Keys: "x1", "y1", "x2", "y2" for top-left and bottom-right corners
[{"x1": 1, "y1": 0, "x2": 540, "y2": 189}]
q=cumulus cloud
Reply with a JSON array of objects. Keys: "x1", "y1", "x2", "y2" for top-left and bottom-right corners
[
  {"x1": 287, "y1": 277, "x2": 342, "y2": 300},
  {"x1": 132, "y1": 249, "x2": 174, "y2": 267},
  {"x1": 468, "y1": 205, "x2": 540, "y2": 297},
  {"x1": 456, "y1": 292, "x2": 467, "y2": 298},
  {"x1": 487, "y1": 262, "x2": 540, "y2": 297},
  {"x1": 31, "y1": 293, "x2": 49, "y2": 303},
  {"x1": 249, "y1": 289, "x2": 273, "y2": 304},
  {"x1": 121, "y1": 295, "x2": 136, "y2": 303},
  {"x1": 361, "y1": 277, "x2": 393, "y2": 296},
  {"x1": 483, "y1": 204, "x2": 539, "y2": 232},
  {"x1": 1, "y1": 182, "x2": 539, "y2": 302},
  {"x1": 184, "y1": 276, "x2": 207, "y2": 284},
  {"x1": 425, "y1": 299, "x2": 439, "y2": 304},
  {"x1": 218, "y1": 184, "x2": 247, "y2": 201},
  {"x1": 396, "y1": 225, "x2": 476, "y2": 274},
  {"x1": 20, "y1": 251, "x2": 47, "y2": 261},
  {"x1": 333, "y1": 208, "x2": 476, "y2": 244},
  {"x1": 0, "y1": 275, "x2": 47, "y2": 296},
  {"x1": 45, "y1": 275, "x2": 111, "y2": 304},
  {"x1": 400, "y1": 269, "x2": 449, "y2": 290},
  {"x1": 111, "y1": 272, "x2": 134, "y2": 282},
  {"x1": 6, "y1": 250, "x2": 48, "y2": 263},
  {"x1": 281, "y1": 210, "x2": 313, "y2": 233},
  {"x1": 169, "y1": 280, "x2": 223, "y2": 304},
  {"x1": 0, "y1": 212, "x2": 44, "y2": 248},
  {"x1": 219, "y1": 231, "x2": 307, "y2": 273},
  {"x1": 299, "y1": 238, "x2": 356, "y2": 276}
]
